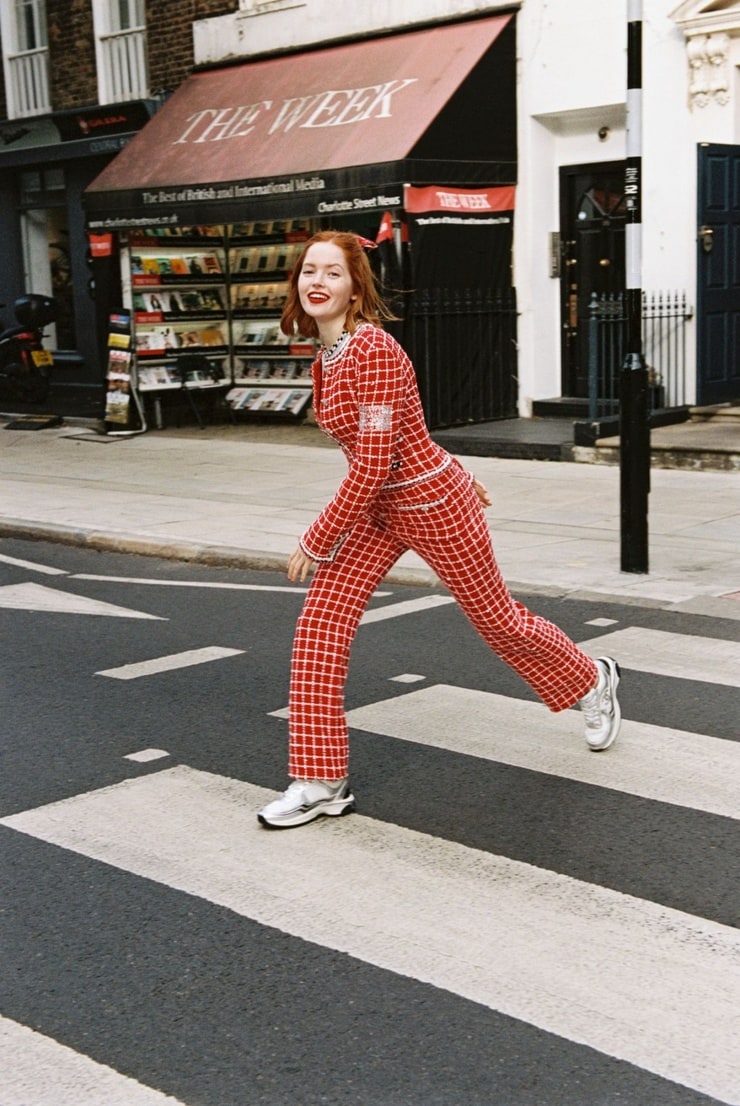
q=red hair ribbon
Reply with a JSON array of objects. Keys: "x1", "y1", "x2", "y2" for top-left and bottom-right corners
[{"x1": 355, "y1": 235, "x2": 378, "y2": 250}]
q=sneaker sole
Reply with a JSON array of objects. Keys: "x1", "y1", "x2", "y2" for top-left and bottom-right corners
[
  {"x1": 258, "y1": 795, "x2": 356, "y2": 829},
  {"x1": 587, "y1": 657, "x2": 621, "y2": 752}
]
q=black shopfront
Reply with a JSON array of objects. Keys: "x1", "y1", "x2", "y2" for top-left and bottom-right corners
[{"x1": 0, "y1": 100, "x2": 156, "y2": 416}]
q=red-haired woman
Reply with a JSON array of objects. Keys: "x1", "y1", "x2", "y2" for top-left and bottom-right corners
[{"x1": 258, "y1": 231, "x2": 620, "y2": 828}]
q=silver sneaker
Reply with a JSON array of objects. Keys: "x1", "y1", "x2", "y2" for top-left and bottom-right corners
[
  {"x1": 258, "y1": 778, "x2": 355, "y2": 829},
  {"x1": 579, "y1": 657, "x2": 621, "y2": 751}
]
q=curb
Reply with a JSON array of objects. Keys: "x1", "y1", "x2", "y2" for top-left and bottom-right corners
[
  {"x1": 1, "y1": 517, "x2": 735, "y2": 618},
  {"x1": 0, "y1": 518, "x2": 441, "y2": 589}
]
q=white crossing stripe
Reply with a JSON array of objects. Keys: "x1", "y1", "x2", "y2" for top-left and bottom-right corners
[
  {"x1": 0, "y1": 1015, "x2": 187, "y2": 1106},
  {"x1": 579, "y1": 626, "x2": 740, "y2": 688},
  {"x1": 97, "y1": 646, "x2": 244, "y2": 680},
  {"x1": 0, "y1": 582, "x2": 163, "y2": 620},
  {"x1": 73, "y1": 573, "x2": 392, "y2": 597},
  {"x1": 0, "y1": 552, "x2": 67, "y2": 575},
  {"x1": 2, "y1": 767, "x2": 738, "y2": 1106},
  {"x1": 344, "y1": 685, "x2": 740, "y2": 820},
  {"x1": 123, "y1": 748, "x2": 170, "y2": 763},
  {"x1": 360, "y1": 593, "x2": 456, "y2": 624}
]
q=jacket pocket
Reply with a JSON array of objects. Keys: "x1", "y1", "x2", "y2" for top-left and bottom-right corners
[{"x1": 392, "y1": 495, "x2": 449, "y2": 512}]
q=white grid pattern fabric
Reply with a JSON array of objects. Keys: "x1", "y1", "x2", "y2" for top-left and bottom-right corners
[
  {"x1": 289, "y1": 457, "x2": 599, "y2": 781},
  {"x1": 300, "y1": 325, "x2": 451, "y2": 562}
]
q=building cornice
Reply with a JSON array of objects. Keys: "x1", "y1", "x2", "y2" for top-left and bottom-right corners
[
  {"x1": 671, "y1": 2, "x2": 740, "y2": 108},
  {"x1": 671, "y1": 1, "x2": 740, "y2": 35}
]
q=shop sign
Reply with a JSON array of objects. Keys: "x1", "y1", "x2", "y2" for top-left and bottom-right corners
[
  {"x1": 405, "y1": 185, "x2": 515, "y2": 222},
  {"x1": 88, "y1": 232, "x2": 114, "y2": 258},
  {"x1": 55, "y1": 102, "x2": 152, "y2": 142},
  {"x1": 316, "y1": 191, "x2": 402, "y2": 214},
  {"x1": 173, "y1": 81, "x2": 418, "y2": 145}
]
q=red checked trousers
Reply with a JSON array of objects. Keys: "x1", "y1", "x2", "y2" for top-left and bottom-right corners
[{"x1": 289, "y1": 460, "x2": 599, "y2": 780}]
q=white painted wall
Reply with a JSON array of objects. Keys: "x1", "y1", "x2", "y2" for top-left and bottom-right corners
[
  {"x1": 515, "y1": 1, "x2": 704, "y2": 409},
  {"x1": 194, "y1": 0, "x2": 514, "y2": 63},
  {"x1": 194, "y1": 0, "x2": 740, "y2": 412}
]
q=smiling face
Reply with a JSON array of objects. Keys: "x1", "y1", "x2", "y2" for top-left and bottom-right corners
[{"x1": 297, "y1": 240, "x2": 356, "y2": 345}]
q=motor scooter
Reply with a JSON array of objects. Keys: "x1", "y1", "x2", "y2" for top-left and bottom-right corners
[{"x1": 0, "y1": 293, "x2": 58, "y2": 405}]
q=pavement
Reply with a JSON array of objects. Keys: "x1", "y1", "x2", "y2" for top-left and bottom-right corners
[{"x1": 1, "y1": 414, "x2": 739, "y2": 618}]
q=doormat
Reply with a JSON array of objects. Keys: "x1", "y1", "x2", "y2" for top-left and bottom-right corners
[{"x1": 4, "y1": 415, "x2": 63, "y2": 431}]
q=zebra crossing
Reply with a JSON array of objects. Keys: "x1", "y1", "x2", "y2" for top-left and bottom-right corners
[{"x1": 2, "y1": 611, "x2": 739, "y2": 1106}]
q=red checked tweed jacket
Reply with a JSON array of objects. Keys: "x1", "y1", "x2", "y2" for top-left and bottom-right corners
[{"x1": 299, "y1": 324, "x2": 455, "y2": 562}]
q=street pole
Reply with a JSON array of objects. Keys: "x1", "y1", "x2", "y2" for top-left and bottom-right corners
[{"x1": 620, "y1": 0, "x2": 650, "y2": 573}]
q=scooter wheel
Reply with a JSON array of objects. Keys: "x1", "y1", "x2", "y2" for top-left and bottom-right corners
[{"x1": 4, "y1": 362, "x2": 50, "y2": 404}]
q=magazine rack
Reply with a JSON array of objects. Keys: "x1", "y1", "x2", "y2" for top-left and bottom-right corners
[{"x1": 128, "y1": 220, "x2": 315, "y2": 425}]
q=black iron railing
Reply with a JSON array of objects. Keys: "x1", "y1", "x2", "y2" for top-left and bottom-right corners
[
  {"x1": 587, "y1": 291, "x2": 693, "y2": 418},
  {"x1": 405, "y1": 287, "x2": 518, "y2": 429}
]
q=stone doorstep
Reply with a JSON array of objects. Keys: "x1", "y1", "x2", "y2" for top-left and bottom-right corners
[
  {"x1": 572, "y1": 444, "x2": 740, "y2": 472},
  {"x1": 689, "y1": 405, "x2": 740, "y2": 423}
]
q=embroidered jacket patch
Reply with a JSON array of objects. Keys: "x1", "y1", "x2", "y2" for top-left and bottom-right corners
[{"x1": 359, "y1": 404, "x2": 394, "y2": 432}]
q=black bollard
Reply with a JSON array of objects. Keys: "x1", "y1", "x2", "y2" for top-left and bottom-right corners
[{"x1": 620, "y1": 350, "x2": 650, "y2": 572}]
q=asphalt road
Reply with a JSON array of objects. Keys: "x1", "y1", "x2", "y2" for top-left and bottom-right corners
[{"x1": 1, "y1": 538, "x2": 738, "y2": 1106}]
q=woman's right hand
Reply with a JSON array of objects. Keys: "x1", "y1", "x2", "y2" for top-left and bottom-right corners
[{"x1": 288, "y1": 546, "x2": 316, "y2": 583}]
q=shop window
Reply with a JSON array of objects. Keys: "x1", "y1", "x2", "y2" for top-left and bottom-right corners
[
  {"x1": 19, "y1": 167, "x2": 76, "y2": 350},
  {"x1": 92, "y1": 0, "x2": 149, "y2": 104},
  {"x1": 0, "y1": 0, "x2": 50, "y2": 117}
]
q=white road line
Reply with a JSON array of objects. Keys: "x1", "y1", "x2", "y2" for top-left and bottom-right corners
[
  {"x1": 3, "y1": 767, "x2": 738, "y2": 1106},
  {"x1": 0, "y1": 1015, "x2": 187, "y2": 1106},
  {"x1": 360, "y1": 594, "x2": 455, "y2": 624},
  {"x1": 0, "y1": 553, "x2": 67, "y2": 575},
  {"x1": 97, "y1": 646, "x2": 244, "y2": 680},
  {"x1": 344, "y1": 685, "x2": 740, "y2": 820},
  {"x1": 579, "y1": 626, "x2": 740, "y2": 688},
  {"x1": 73, "y1": 573, "x2": 394, "y2": 597},
  {"x1": 0, "y1": 582, "x2": 163, "y2": 620},
  {"x1": 72, "y1": 574, "x2": 314, "y2": 594},
  {"x1": 123, "y1": 749, "x2": 170, "y2": 763}
]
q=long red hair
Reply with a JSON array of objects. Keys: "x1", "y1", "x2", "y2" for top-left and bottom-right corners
[{"x1": 280, "y1": 230, "x2": 394, "y2": 340}]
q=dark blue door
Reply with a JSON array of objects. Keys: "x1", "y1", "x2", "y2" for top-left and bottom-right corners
[{"x1": 696, "y1": 144, "x2": 740, "y2": 405}]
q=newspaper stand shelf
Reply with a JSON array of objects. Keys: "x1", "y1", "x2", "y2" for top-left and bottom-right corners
[{"x1": 127, "y1": 220, "x2": 314, "y2": 426}]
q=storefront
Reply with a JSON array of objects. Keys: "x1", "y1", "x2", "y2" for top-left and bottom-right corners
[
  {"x1": 0, "y1": 100, "x2": 155, "y2": 415},
  {"x1": 83, "y1": 13, "x2": 518, "y2": 431}
]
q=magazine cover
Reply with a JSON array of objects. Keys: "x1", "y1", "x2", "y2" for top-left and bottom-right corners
[
  {"x1": 277, "y1": 389, "x2": 312, "y2": 415},
  {"x1": 266, "y1": 360, "x2": 295, "y2": 381},
  {"x1": 104, "y1": 347, "x2": 132, "y2": 424},
  {"x1": 240, "y1": 360, "x2": 270, "y2": 381},
  {"x1": 138, "y1": 365, "x2": 178, "y2": 390}
]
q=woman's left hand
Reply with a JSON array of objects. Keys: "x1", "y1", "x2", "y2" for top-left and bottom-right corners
[
  {"x1": 472, "y1": 477, "x2": 492, "y2": 508},
  {"x1": 288, "y1": 546, "x2": 316, "y2": 583}
]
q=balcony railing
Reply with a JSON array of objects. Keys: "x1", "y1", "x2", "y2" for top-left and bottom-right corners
[
  {"x1": 99, "y1": 26, "x2": 148, "y2": 102},
  {"x1": 6, "y1": 46, "x2": 50, "y2": 116}
]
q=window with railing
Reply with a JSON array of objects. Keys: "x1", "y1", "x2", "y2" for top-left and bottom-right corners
[
  {"x1": 0, "y1": 0, "x2": 50, "y2": 117},
  {"x1": 92, "y1": 0, "x2": 149, "y2": 104}
]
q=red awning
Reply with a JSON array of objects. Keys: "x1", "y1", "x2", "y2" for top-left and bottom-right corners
[{"x1": 86, "y1": 15, "x2": 511, "y2": 199}]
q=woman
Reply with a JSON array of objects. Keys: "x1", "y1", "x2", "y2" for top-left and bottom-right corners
[{"x1": 258, "y1": 231, "x2": 621, "y2": 829}]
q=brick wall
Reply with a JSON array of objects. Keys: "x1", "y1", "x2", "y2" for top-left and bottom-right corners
[
  {"x1": 47, "y1": 0, "x2": 98, "y2": 110},
  {"x1": 148, "y1": 1, "x2": 239, "y2": 96},
  {"x1": 0, "y1": 0, "x2": 239, "y2": 119}
]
